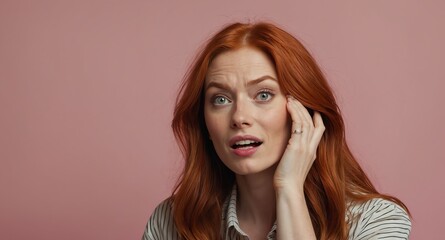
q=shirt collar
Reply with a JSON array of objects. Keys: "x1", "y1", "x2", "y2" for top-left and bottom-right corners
[{"x1": 222, "y1": 184, "x2": 277, "y2": 239}]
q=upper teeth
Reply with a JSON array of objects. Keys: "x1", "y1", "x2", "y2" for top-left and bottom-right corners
[{"x1": 235, "y1": 140, "x2": 257, "y2": 146}]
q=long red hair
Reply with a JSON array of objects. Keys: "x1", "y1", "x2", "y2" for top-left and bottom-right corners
[{"x1": 171, "y1": 22, "x2": 409, "y2": 239}]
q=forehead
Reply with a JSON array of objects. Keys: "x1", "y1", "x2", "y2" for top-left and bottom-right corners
[{"x1": 205, "y1": 47, "x2": 277, "y2": 83}]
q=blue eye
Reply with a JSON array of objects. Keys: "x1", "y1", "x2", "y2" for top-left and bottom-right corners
[
  {"x1": 256, "y1": 91, "x2": 273, "y2": 101},
  {"x1": 213, "y1": 96, "x2": 231, "y2": 105}
]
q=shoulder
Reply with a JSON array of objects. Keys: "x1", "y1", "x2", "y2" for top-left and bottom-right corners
[
  {"x1": 347, "y1": 198, "x2": 411, "y2": 239},
  {"x1": 141, "y1": 198, "x2": 180, "y2": 240}
]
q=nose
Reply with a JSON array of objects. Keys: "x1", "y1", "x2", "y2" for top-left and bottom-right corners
[{"x1": 230, "y1": 98, "x2": 252, "y2": 129}]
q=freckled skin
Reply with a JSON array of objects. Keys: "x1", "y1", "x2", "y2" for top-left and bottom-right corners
[{"x1": 204, "y1": 47, "x2": 291, "y2": 175}]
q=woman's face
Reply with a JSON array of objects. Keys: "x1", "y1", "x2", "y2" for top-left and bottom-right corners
[{"x1": 204, "y1": 47, "x2": 291, "y2": 175}]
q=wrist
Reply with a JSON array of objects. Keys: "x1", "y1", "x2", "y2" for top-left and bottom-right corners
[
  {"x1": 274, "y1": 175, "x2": 305, "y2": 189},
  {"x1": 275, "y1": 183, "x2": 305, "y2": 198}
]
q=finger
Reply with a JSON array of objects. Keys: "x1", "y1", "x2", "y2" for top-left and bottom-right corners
[
  {"x1": 293, "y1": 100, "x2": 313, "y2": 127},
  {"x1": 310, "y1": 111, "x2": 325, "y2": 150},
  {"x1": 286, "y1": 97, "x2": 304, "y2": 141},
  {"x1": 289, "y1": 98, "x2": 313, "y2": 142},
  {"x1": 313, "y1": 111, "x2": 325, "y2": 129}
]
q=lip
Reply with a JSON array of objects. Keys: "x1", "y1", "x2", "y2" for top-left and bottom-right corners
[
  {"x1": 229, "y1": 135, "x2": 263, "y2": 157},
  {"x1": 228, "y1": 135, "x2": 263, "y2": 147}
]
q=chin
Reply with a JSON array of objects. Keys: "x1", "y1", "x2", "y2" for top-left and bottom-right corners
[{"x1": 228, "y1": 159, "x2": 278, "y2": 176}]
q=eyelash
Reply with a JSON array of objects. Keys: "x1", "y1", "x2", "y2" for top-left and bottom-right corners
[
  {"x1": 210, "y1": 89, "x2": 275, "y2": 106},
  {"x1": 212, "y1": 95, "x2": 231, "y2": 105},
  {"x1": 255, "y1": 89, "x2": 275, "y2": 102}
]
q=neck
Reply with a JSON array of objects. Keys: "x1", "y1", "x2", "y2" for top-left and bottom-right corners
[{"x1": 235, "y1": 166, "x2": 277, "y2": 226}]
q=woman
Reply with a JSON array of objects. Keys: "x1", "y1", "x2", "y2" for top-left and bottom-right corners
[{"x1": 142, "y1": 22, "x2": 411, "y2": 239}]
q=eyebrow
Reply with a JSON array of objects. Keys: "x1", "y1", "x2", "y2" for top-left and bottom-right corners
[{"x1": 205, "y1": 75, "x2": 277, "y2": 91}]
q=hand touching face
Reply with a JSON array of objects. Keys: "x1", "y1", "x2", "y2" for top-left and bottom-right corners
[{"x1": 273, "y1": 97, "x2": 325, "y2": 190}]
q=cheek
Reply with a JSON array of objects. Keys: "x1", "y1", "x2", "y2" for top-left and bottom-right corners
[
  {"x1": 263, "y1": 104, "x2": 290, "y2": 131},
  {"x1": 204, "y1": 113, "x2": 228, "y2": 155},
  {"x1": 262, "y1": 106, "x2": 291, "y2": 149},
  {"x1": 206, "y1": 119, "x2": 219, "y2": 138},
  {"x1": 204, "y1": 107, "x2": 224, "y2": 140}
]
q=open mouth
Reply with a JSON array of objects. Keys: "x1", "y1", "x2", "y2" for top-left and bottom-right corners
[{"x1": 231, "y1": 140, "x2": 263, "y2": 149}]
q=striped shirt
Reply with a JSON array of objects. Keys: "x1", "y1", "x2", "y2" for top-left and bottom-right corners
[{"x1": 142, "y1": 186, "x2": 411, "y2": 239}]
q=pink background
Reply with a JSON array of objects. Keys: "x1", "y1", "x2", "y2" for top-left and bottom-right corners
[{"x1": 1, "y1": 1, "x2": 443, "y2": 239}]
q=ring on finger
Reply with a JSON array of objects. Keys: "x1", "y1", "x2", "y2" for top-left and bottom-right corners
[{"x1": 293, "y1": 129, "x2": 303, "y2": 134}]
